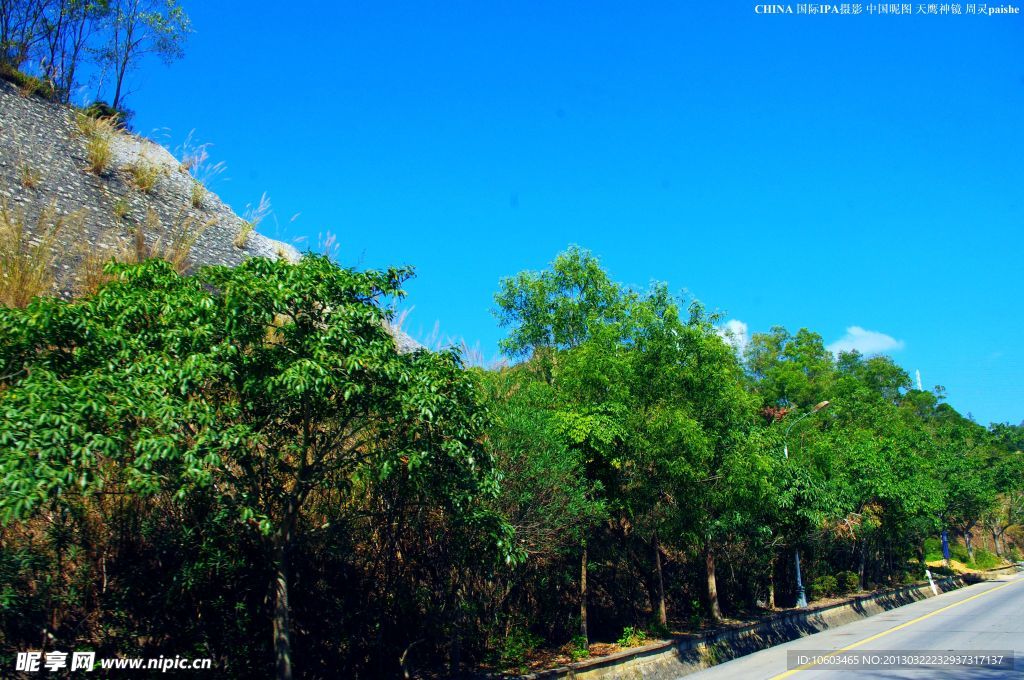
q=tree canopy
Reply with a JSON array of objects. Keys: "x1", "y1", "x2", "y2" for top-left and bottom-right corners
[{"x1": 1, "y1": 247, "x2": 1020, "y2": 678}]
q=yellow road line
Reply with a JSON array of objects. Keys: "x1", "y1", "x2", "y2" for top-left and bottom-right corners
[{"x1": 769, "y1": 574, "x2": 1023, "y2": 678}]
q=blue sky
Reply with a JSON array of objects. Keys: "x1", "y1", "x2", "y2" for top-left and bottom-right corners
[{"x1": 111, "y1": 2, "x2": 1022, "y2": 426}]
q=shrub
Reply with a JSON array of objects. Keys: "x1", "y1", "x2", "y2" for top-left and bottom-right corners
[
  {"x1": 923, "y1": 537, "x2": 943, "y2": 562},
  {"x1": 836, "y1": 570, "x2": 860, "y2": 595},
  {"x1": 0, "y1": 64, "x2": 55, "y2": 99},
  {"x1": 647, "y1": 618, "x2": 671, "y2": 639},
  {"x1": 616, "y1": 626, "x2": 648, "y2": 648},
  {"x1": 808, "y1": 574, "x2": 838, "y2": 600},
  {"x1": 127, "y1": 155, "x2": 162, "y2": 193},
  {"x1": 81, "y1": 100, "x2": 133, "y2": 128},
  {"x1": 688, "y1": 598, "x2": 703, "y2": 628},
  {"x1": 569, "y1": 634, "x2": 589, "y2": 661},
  {"x1": 950, "y1": 543, "x2": 970, "y2": 564},
  {"x1": 498, "y1": 627, "x2": 541, "y2": 670},
  {"x1": 971, "y1": 549, "x2": 1000, "y2": 570}
]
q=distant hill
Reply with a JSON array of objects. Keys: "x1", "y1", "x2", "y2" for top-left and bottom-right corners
[{"x1": 0, "y1": 78, "x2": 299, "y2": 298}]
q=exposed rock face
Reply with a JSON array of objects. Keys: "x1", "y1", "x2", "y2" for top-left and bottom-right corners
[
  {"x1": 387, "y1": 322, "x2": 424, "y2": 354},
  {"x1": 0, "y1": 81, "x2": 422, "y2": 351},
  {"x1": 0, "y1": 79, "x2": 299, "y2": 295}
]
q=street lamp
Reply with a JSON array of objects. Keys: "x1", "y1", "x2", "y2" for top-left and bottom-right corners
[
  {"x1": 783, "y1": 400, "x2": 829, "y2": 459},
  {"x1": 782, "y1": 399, "x2": 830, "y2": 608}
]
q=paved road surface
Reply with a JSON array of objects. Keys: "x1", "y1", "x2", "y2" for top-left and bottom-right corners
[{"x1": 691, "y1": 571, "x2": 1024, "y2": 679}]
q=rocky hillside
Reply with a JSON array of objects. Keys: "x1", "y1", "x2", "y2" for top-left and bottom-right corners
[
  {"x1": 0, "y1": 79, "x2": 299, "y2": 296},
  {"x1": 0, "y1": 80, "x2": 422, "y2": 351}
]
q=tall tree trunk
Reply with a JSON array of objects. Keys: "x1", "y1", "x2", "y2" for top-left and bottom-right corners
[
  {"x1": 705, "y1": 547, "x2": 722, "y2": 622},
  {"x1": 112, "y1": 57, "x2": 128, "y2": 111},
  {"x1": 857, "y1": 540, "x2": 867, "y2": 590},
  {"x1": 272, "y1": 544, "x2": 293, "y2": 680},
  {"x1": 580, "y1": 542, "x2": 589, "y2": 643},
  {"x1": 992, "y1": 528, "x2": 1003, "y2": 556},
  {"x1": 767, "y1": 553, "x2": 776, "y2": 610},
  {"x1": 964, "y1": 529, "x2": 974, "y2": 563},
  {"x1": 653, "y1": 532, "x2": 667, "y2": 627}
]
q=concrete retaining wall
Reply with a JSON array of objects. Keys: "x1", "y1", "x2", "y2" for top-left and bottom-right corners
[{"x1": 514, "y1": 571, "x2": 1008, "y2": 680}]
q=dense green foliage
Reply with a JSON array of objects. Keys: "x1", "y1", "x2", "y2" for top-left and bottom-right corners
[{"x1": 1, "y1": 248, "x2": 1021, "y2": 678}]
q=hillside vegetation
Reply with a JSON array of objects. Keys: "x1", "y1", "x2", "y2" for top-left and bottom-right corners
[
  {"x1": 1, "y1": 244, "x2": 1021, "y2": 679},
  {"x1": 0, "y1": 79, "x2": 298, "y2": 304},
  {"x1": 0, "y1": 6, "x2": 1021, "y2": 677}
]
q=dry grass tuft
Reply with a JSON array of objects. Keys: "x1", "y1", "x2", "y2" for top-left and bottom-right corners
[
  {"x1": 1, "y1": 201, "x2": 82, "y2": 307},
  {"x1": 75, "y1": 113, "x2": 116, "y2": 175},
  {"x1": 232, "y1": 222, "x2": 254, "y2": 249},
  {"x1": 19, "y1": 161, "x2": 41, "y2": 188},
  {"x1": 76, "y1": 208, "x2": 213, "y2": 294},
  {"x1": 87, "y1": 135, "x2": 112, "y2": 174},
  {"x1": 126, "y1": 155, "x2": 163, "y2": 193},
  {"x1": 113, "y1": 197, "x2": 130, "y2": 219},
  {"x1": 176, "y1": 131, "x2": 224, "y2": 211},
  {"x1": 190, "y1": 180, "x2": 205, "y2": 208},
  {"x1": 175, "y1": 131, "x2": 221, "y2": 179},
  {"x1": 75, "y1": 240, "x2": 133, "y2": 297},
  {"x1": 314, "y1": 231, "x2": 339, "y2": 261},
  {"x1": 233, "y1": 192, "x2": 271, "y2": 249},
  {"x1": 136, "y1": 208, "x2": 213, "y2": 273},
  {"x1": 390, "y1": 306, "x2": 507, "y2": 368}
]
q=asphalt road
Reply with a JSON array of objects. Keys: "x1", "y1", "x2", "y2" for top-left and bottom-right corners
[{"x1": 691, "y1": 571, "x2": 1024, "y2": 679}]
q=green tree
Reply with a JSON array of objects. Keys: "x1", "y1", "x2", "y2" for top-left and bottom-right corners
[
  {"x1": 657, "y1": 303, "x2": 761, "y2": 621},
  {"x1": 0, "y1": 0, "x2": 48, "y2": 68},
  {"x1": 480, "y1": 368, "x2": 603, "y2": 565},
  {"x1": 494, "y1": 244, "x2": 633, "y2": 382},
  {"x1": 493, "y1": 247, "x2": 633, "y2": 642},
  {"x1": 747, "y1": 326, "x2": 834, "y2": 410},
  {"x1": 100, "y1": 0, "x2": 190, "y2": 110},
  {"x1": 826, "y1": 354, "x2": 941, "y2": 586},
  {"x1": 41, "y1": 0, "x2": 110, "y2": 101},
  {"x1": 0, "y1": 256, "x2": 504, "y2": 680},
  {"x1": 476, "y1": 368, "x2": 604, "y2": 652},
  {"x1": 990, "y1": 422, "x2": 1024, "y2": 453},
  {"x1": 985, "y1": 451, "x2": 1024, "y2": 555}
]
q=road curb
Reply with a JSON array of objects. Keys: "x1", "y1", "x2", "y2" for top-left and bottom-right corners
[{"x1": 503, "y1": 568, "x2": 1023, "y2": 680}]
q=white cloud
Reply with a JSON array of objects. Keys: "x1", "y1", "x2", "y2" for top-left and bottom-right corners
[
  {"x1": 717, "y1": 319, "x2": 749, "y2": 355},
  {"x1": 827, "y1": 326, "x2": 905, "y2": 355}
]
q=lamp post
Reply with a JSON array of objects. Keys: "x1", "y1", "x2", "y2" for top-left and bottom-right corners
[
  {"x1": 784, "y1": 400, "x2": 830, "y2": 459},
  {"x1": 783, "y1": 400, "x2": 830, "y2": 608}
]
